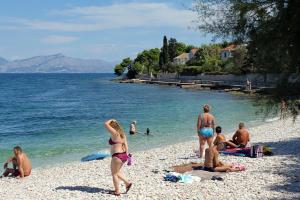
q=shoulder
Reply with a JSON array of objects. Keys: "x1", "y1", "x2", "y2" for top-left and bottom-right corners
[{"x1": 220, "y1": 134, "x2": 226, "y2": 139}]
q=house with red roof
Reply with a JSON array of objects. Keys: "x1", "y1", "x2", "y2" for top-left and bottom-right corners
[{"x1": 220, "y1": 44, "x2": 237, "y2": 60}]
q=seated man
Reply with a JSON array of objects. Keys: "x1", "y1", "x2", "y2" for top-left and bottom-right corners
[
  {"x1": 213, "y1": 126, "x2": 226, "y2": 146},
  {"x1": 204, "y1": 143, "x2": 241, "y2": 172},
  {"x1": 1, "y1": 146, "x2": 32, "y2": 178},
  {"x1": 226, "y1": 122, "x2": 250, "y2": 148}
]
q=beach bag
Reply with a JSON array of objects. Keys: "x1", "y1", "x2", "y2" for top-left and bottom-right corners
[
  {"x1": 250, "y1": 145, "x2": 264, "y2": 158},
  {"x1": 127, "y1": 154, "x2": 133, "y2": 166}
]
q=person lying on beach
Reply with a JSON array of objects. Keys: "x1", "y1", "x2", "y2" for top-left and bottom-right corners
[
  {"x1": 105, "y1": 119, "x2": 132, "y2": 196},
  {"x1": 226, "y1": 122, "x2": 250, "y2": 148},
  {"x1": 213, "y1": 126, "x2": 226, "y2": 146},
  {"x1": 1, "y1": 146, "x2": 31, "y2": 178},
  {"x1": 204, "y1": 143, "x2": 241, "y2": 172}
]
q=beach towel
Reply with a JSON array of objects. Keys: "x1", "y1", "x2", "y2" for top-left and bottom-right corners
[
  {"x1": 220, "y1": 147, "x2": 251, "y2": 157},
  {"x1": 172, "y1": 162, "x2": 224, "y2": 180},
  {"x1": 164, "y1": 172, "x2": 201, "y2": 183}
]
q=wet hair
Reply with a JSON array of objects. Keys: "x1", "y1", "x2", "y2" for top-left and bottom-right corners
[
  {"x1": 216, "y1": 126, "x2": 222, "y2": 133},
  {"x1": 203, "y1": 104, "x2": 210, "y2": 113},
  {"x1": 110, "y1": 120, "x2": 126, "y2": 139},
  {"x1": 239, "y1": 122, "x2": 245, "y2": 129},
  {"x1": 13, "y1": 146, "x2": 22, "y2": 153}
]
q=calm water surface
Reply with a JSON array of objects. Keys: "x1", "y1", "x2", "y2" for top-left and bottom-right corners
[{"x1": 0, "y1": 73, "x2": 270, "y2": 167}]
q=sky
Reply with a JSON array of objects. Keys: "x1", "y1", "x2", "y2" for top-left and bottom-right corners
[{"x1": 0, "y1": 0, "x2": 212, "y2": 62}]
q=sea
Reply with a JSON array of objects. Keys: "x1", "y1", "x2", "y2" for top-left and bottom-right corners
[{"x1": 0, "y1": 73, "x2": 274, "y2": 167}]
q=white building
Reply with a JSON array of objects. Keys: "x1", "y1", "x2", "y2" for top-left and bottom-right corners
[{"x1": 173, "y1": 48, "x2": 198, "y2": 65}]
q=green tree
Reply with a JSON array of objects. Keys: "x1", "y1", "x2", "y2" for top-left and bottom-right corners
[
  {"x1": 168, "y1": 38, "x2": 177, "y2": 62},
  {"x1": 114, "y1": 57, "x2": 132, "y2": 76},
  {"x1": 193, "y1": 0, "x2": 300, "y2": 74},
  {"x1": 185, "y1": 45, "x2": 197, "y2": 53},
  {"x1": 134, "y1": 48, "x2": 160, "y2": 75},
  {"x1": 176, "y1": 42, "x2": 187, "y2": 56},
  {"x1": 193, "y1": 0, "x2": 300, "y2": 117},
  {"x1": 160, "y1": 35, "x2": 169, "y2": 72},
  {"x1": 114, "y1": 64, "x2": 125, "y2": 76}
]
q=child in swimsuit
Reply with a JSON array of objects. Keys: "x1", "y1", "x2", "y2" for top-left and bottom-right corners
[{"x1": 213, "y1": 126, "x2": 226, "y2": 149}]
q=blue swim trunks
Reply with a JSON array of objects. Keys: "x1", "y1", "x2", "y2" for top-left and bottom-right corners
[{"x1": 198, "y1": 128, "x2": 213, "y2": 137}]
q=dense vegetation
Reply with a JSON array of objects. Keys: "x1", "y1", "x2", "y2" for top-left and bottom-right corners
[
  {"x1": 192, "y1": 0, "x2": 300, "y2": 118},
  {"x1": 114, "y1": 36, "x2": 249, "y2": 78}
]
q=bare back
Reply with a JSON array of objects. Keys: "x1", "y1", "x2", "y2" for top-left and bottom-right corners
[
  {"x1": 18, "y1": 153, "x2": 32, "y2": 176},
  {"x1": 198, "y1": 113, "x2": 215, "y2": 129},
  {"x1": 204, "y1": 147, "x2": 220, "y2": 168},
  {"x1": 233, "y1": 128, "x2": 250, "y2": 145}
]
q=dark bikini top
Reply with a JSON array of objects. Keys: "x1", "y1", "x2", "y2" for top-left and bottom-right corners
[{"x1": 108, "y1": 138, "x2": 124, "y2": 145}]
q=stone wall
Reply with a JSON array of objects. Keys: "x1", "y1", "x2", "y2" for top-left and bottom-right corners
[{"x1": 155, "y1": 73, "x2": 281, "y2": 87}]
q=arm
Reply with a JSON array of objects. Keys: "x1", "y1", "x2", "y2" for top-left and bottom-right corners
[
  {"x1": 104, "y1": 119, "x2": 118, "y2": 136},
  {"x1": 124, "y1": 137, "x2": 129, "y2": 154},
  {"x1": 197, "y1": 115, "x2": 201, "y2": 131},
  {"x1": 16, "y1": 155, "x2": 24, "y2": 178},
  {"x1": 212, "y1": 116, "x2": 215, "y2": 134},
  {"x1": 232, "y1": 131, "x2": 238, "y2": 141},
  {"x1": 3, "y1": 156, "x2": 14, "y2": 168}
]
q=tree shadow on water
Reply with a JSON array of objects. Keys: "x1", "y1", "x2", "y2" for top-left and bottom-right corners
[
  {"x1": 260, "y1": 137, "x2": 300, "y2": 198},
  {"x1": 56, "y1": 186, "x2": 112, "y2": 194}
]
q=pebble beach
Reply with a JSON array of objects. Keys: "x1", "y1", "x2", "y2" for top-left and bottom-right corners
[{"x1": 1, "y1": 118, "x2": 299, "y2": 200}]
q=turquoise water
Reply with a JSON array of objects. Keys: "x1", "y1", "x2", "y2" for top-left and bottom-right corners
[{"x1": 0, "y1": 74, "x2": 268, "y2": 167}]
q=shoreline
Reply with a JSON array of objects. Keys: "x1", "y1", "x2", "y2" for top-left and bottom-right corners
[
  {"x1": 1, "y1": 118, "x2": 299, "y2": 199},
  {"x1": 115, "y1": 78, "x2": 267, "y2": 95},
  {"x1": 28, "y1": 115, "x2": 273, "y2": 169}
]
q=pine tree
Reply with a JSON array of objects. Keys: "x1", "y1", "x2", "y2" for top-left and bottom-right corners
[
  {"x1": 162, "y1": 36, "x2": 169, "y2": 72},
  {"x1": 168, "y1": 38, "x2": 177, "y2": 62}
]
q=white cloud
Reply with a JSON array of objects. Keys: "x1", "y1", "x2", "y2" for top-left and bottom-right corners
[
  {"x1": 40, "y1": 35, "x2": 78, "y2": 44},
  {"x1": 3, "y1": 3, "x2": 196, "y2": 32}
]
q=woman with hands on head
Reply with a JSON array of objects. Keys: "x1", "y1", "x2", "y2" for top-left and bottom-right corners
[{"x1": 104, "y1": 119, "x2": 132, "y2": 196}]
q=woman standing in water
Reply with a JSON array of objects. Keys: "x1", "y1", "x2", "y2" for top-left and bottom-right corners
[
  {"x1": 197, "y1": 104, "x2": 215, "y2": 158},
  {"x1": 104, "y1": 119, "x2": 132, "y2": 196}
]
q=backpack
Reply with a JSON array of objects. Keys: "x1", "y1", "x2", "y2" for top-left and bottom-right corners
[{"x1": 250, "y1": 145, "x2": 264, "y2": 158}]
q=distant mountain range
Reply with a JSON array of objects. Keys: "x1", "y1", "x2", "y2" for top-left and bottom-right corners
[
  {"x1": 0, "y1": 54, "x2": 115, "y2": 73},
  {"x1": 0, "y1": 57, "x2": 8, "y2": 65}
]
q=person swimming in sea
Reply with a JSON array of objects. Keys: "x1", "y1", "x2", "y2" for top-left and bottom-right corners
[
  {"x1": 145, "y1": 128, "x2": 151, "y2": 135},
  {"x1": 129, "y1": 121, "x2": 137, "y2": 135}
]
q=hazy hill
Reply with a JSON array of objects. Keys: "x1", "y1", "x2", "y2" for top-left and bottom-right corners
[
  {"x1": 0, "y1": 54, "x2": 114, "y2": 73},
  {"x1": 0, "y1": 57, "x2": 8, "y2": 65}
]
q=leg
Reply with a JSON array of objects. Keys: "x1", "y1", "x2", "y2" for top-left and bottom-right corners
[
  {"x1": 207, "y1": 136, "x2": 214, "y2": 148},
  {"x1": 117, "y1": 171, "x2": 130, "y2": 187},
  {"x1": 225, "y1": 140, "x2": 238, "y2": 148},
  {"x1": 214, "y1": 166, "x2": 232, "y2": 172},
  {"x1": 198, "y1": 135, "x2": 207, "y2": 158},
  {"x1": 111, "y1": 157, "x2": 124, "y2": 194}
]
